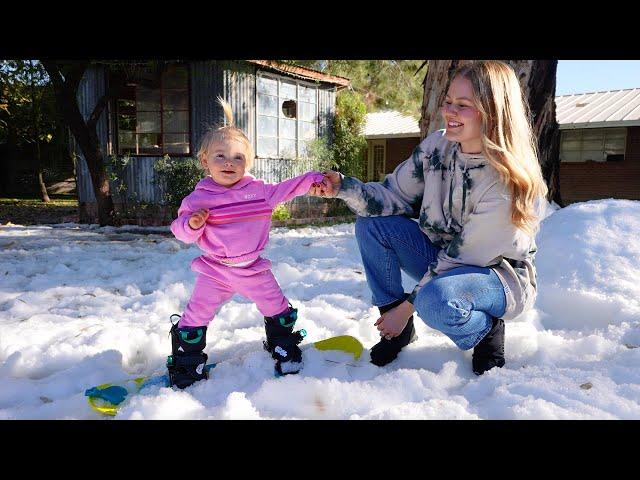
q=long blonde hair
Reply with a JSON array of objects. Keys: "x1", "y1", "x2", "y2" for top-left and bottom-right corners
[
  {"x1": 453, "y1": 61, "x2": 548, "y2": 235},
  {"x1": 197, "y1": 96, "x2": 255, "y2": 170}
]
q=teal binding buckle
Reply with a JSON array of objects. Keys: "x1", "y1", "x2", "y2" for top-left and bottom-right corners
[
  {"x1": 279, "y1": 309, "x2": 297, "y2": 328},
  {"x1": 180, "y1": 328, "x2": 203, "y2": 344}
]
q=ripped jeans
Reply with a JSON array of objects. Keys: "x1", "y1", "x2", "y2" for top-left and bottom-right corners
[{"x1": 355, "y1": 215, "x2": 507, "y2": 350}]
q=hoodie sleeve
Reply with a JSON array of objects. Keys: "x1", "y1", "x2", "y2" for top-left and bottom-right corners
[
  {"x1": 170, "y1": 195, "x2": 205, "y2": 244},
  {"x1": 335, "y1": 141, "x2": 427, "y2": 218},
  {"x1": 264, "y1": 171, "x2": 325, "y2": 207},
  {"x1": 409, "y1": 181, "x2": 533, "y2": 299}
]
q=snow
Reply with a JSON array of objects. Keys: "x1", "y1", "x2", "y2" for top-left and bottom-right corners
[{"x1": 1, "y1": 199, "x2": 639, "y2": 419}]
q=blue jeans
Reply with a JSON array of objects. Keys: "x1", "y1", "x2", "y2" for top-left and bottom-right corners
[{"x1": 354, "y1": 215, "x2": 507, "y2": 350}]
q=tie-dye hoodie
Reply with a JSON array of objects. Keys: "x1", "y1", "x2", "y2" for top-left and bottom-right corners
[
  {"x1": 336, "y1": 129, "x2": 541, "y2": 321},
  {"x1": 171, "y1": 171, "x2": 325, "y2": 266}
]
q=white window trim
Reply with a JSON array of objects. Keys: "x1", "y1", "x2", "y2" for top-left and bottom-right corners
[
  {"x1": 256, "y1": 71, "x2": 319, "y2": 159},
  {"x1": 560, "y1": 127, "x2": 627, "y2": 163},
  {"x1": 368, "y1": 140, "x2": 386, "y2": 181}
]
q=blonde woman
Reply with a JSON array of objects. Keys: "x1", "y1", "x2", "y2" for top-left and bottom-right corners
[{"x1": 310, "y1": 61, "x2": 547, "y2": 374}]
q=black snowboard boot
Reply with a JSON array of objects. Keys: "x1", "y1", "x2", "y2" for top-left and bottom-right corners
[
  {"x1": 472, "y1": 317, "x2": 505, "y2": 375},
  {"x1": 263, "y1": 305, "x2": 305, "y2": 376},
  {"x1": 370, "y1": 295, "x2": 417, "y2": 367},
  {"x1": 166, "y1": 315, "x2": 209, "y2": 389}
]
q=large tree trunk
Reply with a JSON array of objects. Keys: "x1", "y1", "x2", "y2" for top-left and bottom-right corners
[
  {"x1": 42, "y1": 61, "x2": 115, "y2": 225},
  {"x1": 419, "y1": 60, "x2": 563, "y2": 206}
]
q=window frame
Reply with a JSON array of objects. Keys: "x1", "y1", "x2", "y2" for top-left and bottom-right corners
[
  {"x1": 255, "y1": 71, "x2": 319, "y2": 160},
  {"x1": 112, "y1": 63, "x2": 191, "y2": 157},
  {"x1": 560, "y1": 127, "x2": 627, "y2": 163}
]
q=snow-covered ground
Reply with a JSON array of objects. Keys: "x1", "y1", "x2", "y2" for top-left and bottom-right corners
[{"x1": 1, "y1": 199, "x2": 639, "y2": 419}]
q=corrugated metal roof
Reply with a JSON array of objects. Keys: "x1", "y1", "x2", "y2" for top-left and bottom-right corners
[
  {"x1": 365, "y1": 88, "x2": 640, "y2": 138},
  {"x1": 556, "y1": 88, "x2": 640, "y2": 129},
  {"x1": 364, "y1": 111, "x2": 420, "y2": 138},
  {"x1": 247, "y1": 60, "x2": 350, "y2": 89}
]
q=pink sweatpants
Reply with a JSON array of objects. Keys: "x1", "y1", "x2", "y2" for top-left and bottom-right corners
[{"x1": 178, "y1": 256, "x2": 289, "y2": 327}]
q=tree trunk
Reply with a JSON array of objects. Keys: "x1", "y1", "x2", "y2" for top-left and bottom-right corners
[
  {"x1": 36, "y1": 143, "x2": 50, "y2": 202},
  {"x1": 42, "y1": 61, "x2": 115, "y2": 225},
  {"x1": 419, "y1": 60, "x2": 563, "y2": 206},
  {"x1": 29, "y1": 60, "x2": 51, "y2": 203}
]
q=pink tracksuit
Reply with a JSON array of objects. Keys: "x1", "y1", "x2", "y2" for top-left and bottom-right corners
[{"x1": 171, "y1": 171, "x2": 325, "y2": 327}]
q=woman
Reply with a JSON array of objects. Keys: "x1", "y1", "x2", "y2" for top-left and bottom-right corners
[{"x1": 310, "y1": 61, "x2": 547, "y2": 375}]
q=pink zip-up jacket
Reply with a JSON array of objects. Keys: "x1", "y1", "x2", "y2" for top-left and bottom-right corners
[{"x1": 171, "y1": 171, "x2": 325, "y2": 266}]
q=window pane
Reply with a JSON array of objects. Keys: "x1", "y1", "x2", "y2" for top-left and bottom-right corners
[
  {"x1": 258, "y1": 115, "x2": 277, "y2": 137},
  {"x1": 137, "y1": 111, "x2": 161, "y2": 133},
  {"x1": 258, "y1": 94, "x2": 278, "y2": 116},
  {"x1": 581, "y1": 150, "x2": 603, "y2": 162},
  {"x1": 300, "y1": 121, "x2": 316, "y2": 140},
  {"x1": 560, "y1": 150, "x2": 581, "y2": 162},
  {"x1": 257, "y1": 76, "x2": 278, "y2": 96},
  {"x1": 299, "y1": 85, "x2": 316, "y2": 103},
  {"x1": 280, "y1": 118, "x2": 296, "y2": 139},
  {"x1": 258, "y1": 136, "x2": 277, "y2": 157},
  {"x1": 163, "y1": 111, "x2": 189, "y2": 132},
  {"x1": 137, "y1": 87, "x2": 161, "y2": 111},
  {"x1": 163, "y1": 134, "x2": 190, "y2": 154},
  {"x1": 162, "y1": 65, "x2": 188, "y2": 89},
  {"x1": 138, "y1": 133, "x2": 162, "y2": 155},
  {"x1": 604, "y1": 128, "x2": 626, "y2": 151},
  {"x1": 299, "y1": 102, "x2": 316, "y2": 122},
  {"x1": 118, "y1": 131, "x2": 136, "y2": 153},
  {"x1": 279, "y1": 139, "x2": 296, "y2": 158},
  {"x1": 280, "y1": 80, "x2": 297, "y2": 100},
  {"x1": 118, "y1": 98, "x2": 135, "y2": 113},
  {"x1": 163, "y1": 90, "x2": 188, "y2": 110},
  {"x1": 281, "y1": 99, "x2": 297, "y2": 119},
  {"x1": 299, "y1": 140, "x2": 315, "y2": 158},
  {"x1": 118, "y1": 114, "x2": 136, "y2": 131}
]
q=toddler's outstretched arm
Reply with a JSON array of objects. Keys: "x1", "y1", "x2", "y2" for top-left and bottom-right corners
[{"x1": 264, "y1": 171, "x2": 326, "y2": 207}]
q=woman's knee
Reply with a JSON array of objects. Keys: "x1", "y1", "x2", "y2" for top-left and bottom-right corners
[{"x1": 415, "y1": 281, "x2": 472, "y2": 330}]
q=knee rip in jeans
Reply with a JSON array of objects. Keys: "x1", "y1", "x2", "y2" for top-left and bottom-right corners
[{"x1": 447, "y1": 298, "x2": 472, "y2": 319}]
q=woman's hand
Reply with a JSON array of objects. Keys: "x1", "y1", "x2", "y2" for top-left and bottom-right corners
[
  {"x1": 309, "y1": 170, "x2": 342, "y2": 198},
  {"x1": 374, "y1": 301, "x2": 415, "y2": 339},
  {"x1": 188, "y1": 209, "x2": 209, "y2": 229}
]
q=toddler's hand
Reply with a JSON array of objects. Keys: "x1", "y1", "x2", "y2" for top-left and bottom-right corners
[
  {"x1": 309, "y1": 171, "x2": 342, "y2": 198},
  {"x1": 188, "y1": 209, "x2": 209, "y2": 229}
]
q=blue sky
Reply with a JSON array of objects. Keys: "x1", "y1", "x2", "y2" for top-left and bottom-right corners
[{"x1": 556, "y1": 60, "x2": 640, "y2": 96}]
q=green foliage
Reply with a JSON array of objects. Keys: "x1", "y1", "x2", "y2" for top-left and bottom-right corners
[
  {"x1": 153, "y1": 155, "x2": 204, "y2": 207},
  {"x1": 332, "y1": 90, "x2": 367, "y2": 179},
  {"x1": 286, "y1": 60, "x2": 426, "y2": 115},
  {"x1": 304, "y1": 137, "x2": 338, "y2": 172},
  {"x1": 301, "y1": 90, "x2": 368, "y2": 180},
  {"x1": 0, "y1": 60, "x2": 61, "y2": 146},
  {"x1": 106, "y1": 154, "x2": 131, "y2": 196},
  {"x1": 271, "y1": 203, "x2": 291, "y2": 221}
]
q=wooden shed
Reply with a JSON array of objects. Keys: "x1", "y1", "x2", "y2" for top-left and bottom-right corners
[{"x1": 72, "y1": 60, "x2": 350, "y2": 222}]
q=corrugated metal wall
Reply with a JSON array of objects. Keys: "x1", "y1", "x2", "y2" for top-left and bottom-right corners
[
  {"x1": 222, "y1": 60, "x2": 256, "y2": 151},
  {"x1": 318, "y1": 87, "x2": 336, "y2": 145},
  {"x1": 191, "y1": 61, "x2": 223, "y2": 154},
  {"x1": 75, "y1": 65, "x2": 108, "y2": 203}
]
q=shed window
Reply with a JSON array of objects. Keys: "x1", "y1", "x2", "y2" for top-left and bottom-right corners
[
  {"x1": 560, "y1": 127, "x2": 626, "y2": 163},
  {"x1": 112, "y1": 63, "x2": 190, "y2": 156},
  {"x1": 256, "y1": 74, "x2": 317, "y2": 159}
]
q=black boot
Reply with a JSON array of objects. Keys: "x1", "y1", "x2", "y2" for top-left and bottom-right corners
[
  {"x1": 263, "y1": 305, "x2": 305, "y2": 376},
  {"x1": 370, "y1": 295, "x2": 417, "y2": 367},
  {"x1": 166, "y1": 315, "x2": 209, "y2": 389},
  {"x1": 472, "y1": 317, "x2": 505, "y2": 375}
]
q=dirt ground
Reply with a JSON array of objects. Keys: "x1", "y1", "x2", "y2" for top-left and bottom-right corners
[{"x1": 0, "y1": 197, "x2": 79, "y2": 225}]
